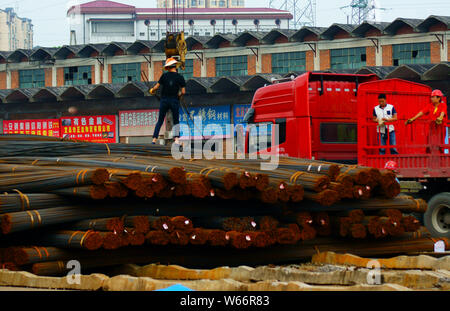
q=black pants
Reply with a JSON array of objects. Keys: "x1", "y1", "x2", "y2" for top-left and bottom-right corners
[{"x1": 153, "y1": 97, "x2": 180, "y2": 139}]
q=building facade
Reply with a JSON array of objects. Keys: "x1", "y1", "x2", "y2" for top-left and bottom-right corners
[
  {"x1": 0, "y1": 15, "x2": 448, "y2": 92},
  {"x1": 0, "y1": 8, "x2": 33, "y2": 51},
  {"x1": 67, "y1": 0, "x2": 291, "y2": 44}
]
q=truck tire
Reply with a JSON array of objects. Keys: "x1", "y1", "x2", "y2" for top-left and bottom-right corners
[{"x1": 424, "y1": 192, "x2": 450, "y2": 238}]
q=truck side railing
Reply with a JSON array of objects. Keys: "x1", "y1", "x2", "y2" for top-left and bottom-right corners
[{"x1": 360, "y1": 120, "x2": 450, "y2": 178}]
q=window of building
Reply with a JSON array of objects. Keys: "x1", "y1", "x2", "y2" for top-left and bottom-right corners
[
  {"x1": 19, "y1": 69, "x2": 45, "y2": 88},
  {"x1": 139, "y1": 32, "x2": 145, "y2": 36},
  {"x1": 330, "y1": 47, "x2": 367, "y2": 70},
  {"x1": 219, "y1": 0, "x2": 226, "y2": 6},
  {"x1": 272, "y1": 51, "x2": 306, "y2": 74},
  {"x1": 179, "y1": 59, "x2": 194, "y2": 79},
  {"x1": 205, "y1": 32, "x2": 211, "y2": 36},
  {"x1": 92, "y1": 21, "x2": 134, "y2": 36},
  {"x1": 191, "y1": 0, "x2": 197, "y2": 6},
  {"x1": 64, "y1": 66, "x2": 92, "y2": 86},
  {"x1": 151, "y1": 32, "x2": 156, "y2": 36},
  {"x1": 320, "y1": 123, "x2": 357, "y2": 144},
  {"x1": 216, "y1": 55, "x2": 248, "y2": 77},
  {"x1": 111, "y1": 63, "x2": 140, "y2": 83},
  {"x1": 392, "y1": 42, "x2": 430, "y2": 66}
]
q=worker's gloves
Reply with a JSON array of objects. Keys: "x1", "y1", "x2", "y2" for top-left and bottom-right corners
[
  {"x1": 405, "y1": 119, "x2": 413, "y2": 125},
  {"x1": 377, "y1": 119, "x2": 385, "y2": 127},
  {"x1": 149, "y1": 88, "x2": 156, "y2": 95},
  {"x1": 436, "y1": 117, "x2": 443, "y2": 125}
]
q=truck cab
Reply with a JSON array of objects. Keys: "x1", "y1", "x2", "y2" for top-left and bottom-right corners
[{"x1": 245, "y1": 72, "x2": 378, "y2": 162}]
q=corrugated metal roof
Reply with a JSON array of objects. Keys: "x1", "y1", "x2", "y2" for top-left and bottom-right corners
[
  {"x1": 291, "y1": 27, "x2": 327, "y2": 41},
  {"x1": 384, "y1": 18, "x2": 424, "y2": 35},
  {"x1": 30, "y1": 48, "x2": 59, "y2": 61},
  {"x1": 242, "y1": 73, "x2": 283, "y2": 90},
  {"x1": 321, "y1": 24, "x2": 358, "y2": 40},
  {"x1": 356, "y1": 66, "x2": 398, "y2": 79},
  {"x1": 53, "y1": 45, "x2": 86, "y2": 59},
  {"x1": 31, "y1": 88, "x2": 60, "y2": 102},
  {"x1": 261, "y1": 29, "x2": 297, "y2": 44},
  {"x1": 386, "y1": 64, "x2": 436, "y2": 79},
  {"x1": 0, "y1": 89, "x2": 13, "y2": 101},
  {"x1": 0, "y1": 51, "x2": 12, "y2": 60},
  {"x1": 233, "y1": 31, "x2": 269, "y2": 46},
  {"x1": 417, "y1": 15, "x2": 450, "y2": 32},
  {"x1": 102, "y1": 42, "x2": 133, "y2": 56},
  {"x1": 206, "y1": 34, "x2": 238, "y2": 49},
  {"x1": 352, "y1": 22, "x2": 391, "y2": 37},
  {"x1": 78, "y1": 44, "x2": 108, "y2": 57},
  {"x1": 126, "y1": 40, "x2": 158, "y2": 54},
  {"x1": 7, "y1": 49, "x2": 34, "y2": 62},
  {"x1": 117, "y1": 81, "x2": 150, "y2": 97},
  {"x1": 151, "y1": 39, "x2": 166, "y2": 53},
  {"x1": 186, "y1": 36, "x2": 212, "y2": 50},
  {"x1": 422, "y1": 62, "x2": 450, "y2": 81}
]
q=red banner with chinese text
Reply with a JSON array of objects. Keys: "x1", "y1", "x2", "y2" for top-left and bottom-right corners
[
  {"x1": 60, "y1": 115, "x2": 118, "y2": 143},
  {"x1": 3, "y1": 119, "x2": 61, "y2": 137}
]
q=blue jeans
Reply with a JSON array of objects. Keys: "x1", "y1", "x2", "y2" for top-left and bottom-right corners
[
  {"x1": 379, "y1": 131, "x2": 398, "y2": 155},
  {"x1": 153, "y1": 97, "x2": 180, "y2": 139}
]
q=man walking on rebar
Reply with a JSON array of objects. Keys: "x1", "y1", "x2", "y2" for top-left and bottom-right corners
[
  {"x1": 373, "y1": 93, "x2": 399, "y2": 155},
  {"x1": 150, "y1": 57, "x2": 186, "y2": 145}
]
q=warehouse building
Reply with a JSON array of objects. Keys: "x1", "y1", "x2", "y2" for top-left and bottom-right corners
[
  {"x1": 0, "y1": 15, "x2": 448, "y2": 144},
  {"x1": 0, "y1": 14, "x2": 448, "y2": 90}
]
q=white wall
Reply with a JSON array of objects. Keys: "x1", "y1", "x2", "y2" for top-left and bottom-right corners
[{"x1": 69, "y1": 11, "x2": 290, "y2": 43}]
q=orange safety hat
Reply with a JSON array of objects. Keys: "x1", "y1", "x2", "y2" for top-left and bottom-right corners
[
  {"x1": 164, "y1": 57, "x2": 178, "y2": 68},
  {"x1": 384, "y1": 160, "x2": 397, "y2": 170},
  {"x1": 431, "y1": 89, "x2": 444, "y2": 98}
]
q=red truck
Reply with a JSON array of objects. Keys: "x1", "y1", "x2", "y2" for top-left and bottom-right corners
[{"x1": 244, "y1": 72, "x2": 450, "y2": 238}]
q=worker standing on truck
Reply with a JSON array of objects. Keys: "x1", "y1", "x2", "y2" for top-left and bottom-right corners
[
  {"x1": 405, "y1": 89, "x2": 447, "y2": 153},
  {"x1": 373, "y1": 94, "x2": 399, "y2": 155},
  {"x1": 149, "y1": 57, "x2": 186, "y2": 145}
]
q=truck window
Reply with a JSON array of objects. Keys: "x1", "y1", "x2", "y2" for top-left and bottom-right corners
[
  {"x1": 249, "y1": 123, "x2": 272, "y2": 152},
  {"x1": 248, "y1": 119, "x2": 287, "y2": 152},
  {"x1": 320, "y1": 123, "x2": 357, "y2": 144},
  {"x1": 275, "y1": 118, "x2": 287, "y2": 145}
]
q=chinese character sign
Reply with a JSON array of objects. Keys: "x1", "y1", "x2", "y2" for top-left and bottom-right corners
[
  {"x1": 60, "y1": 115, "x2": 118, "y2": 143},
  {"x1": 233, "y1": 104, "x2": 251, "y2": 134},
  {"x1": 3, "y1": 119, "x2": 60, "y2": 137},
  {"x1": 118, "y1": 109, "x2": 163, "y2": 137},
  {"x1": 179, "y1": 105, "x2": 232, "y2": 139}
]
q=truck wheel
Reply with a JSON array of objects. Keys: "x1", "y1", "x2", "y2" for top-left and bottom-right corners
[{"x1": 424, "y1": 192, "x2": 450, "y2": 238}]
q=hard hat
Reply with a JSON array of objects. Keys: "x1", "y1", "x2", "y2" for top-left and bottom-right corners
[
  {"x1": 384, "y1": 160, "x2": 397, "y2": 170},
  {"x1": 431, "y1": 89, "x2": 444, "y2": 97},
  {"x1": 164, "y1": 57, "x2": 178, "y2": 68}
]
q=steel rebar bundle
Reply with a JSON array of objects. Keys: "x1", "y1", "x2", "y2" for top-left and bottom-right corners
[
  {"x1": 0, "y1": 135, "x2": 443, "y2": 277},
  {"x1": 34, "y1": 230, "x2": 103, "y2": 250},
  {"x1": 0, "y1": 193, "x2": 71, "y2": 213}
]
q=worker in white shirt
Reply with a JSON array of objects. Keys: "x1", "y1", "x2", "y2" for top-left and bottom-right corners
[{"x1": 373, "y1": 93, "x2": 399, "y2": 155}]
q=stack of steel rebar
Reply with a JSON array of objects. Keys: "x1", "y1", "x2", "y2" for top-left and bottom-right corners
[{"x1": 0, "y1": 135, "x2": 446, "y2": 276}]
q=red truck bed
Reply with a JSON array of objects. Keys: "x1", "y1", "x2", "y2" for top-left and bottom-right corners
[{"x1": 357, "y1": 79, "x2": 450, "y2": 178}]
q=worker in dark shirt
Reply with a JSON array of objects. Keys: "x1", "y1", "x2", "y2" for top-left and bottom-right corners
[{"x1": 150, "y1": 57, "x2": 186, "y2": 145}]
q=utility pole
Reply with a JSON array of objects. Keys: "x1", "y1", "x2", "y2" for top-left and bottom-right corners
[
  {"x1": 340, "y1": 0, "x2": 389, "y2": 24},
  {"x1": 269, "y1": 0, "x2": 316, "y2": 29}
]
